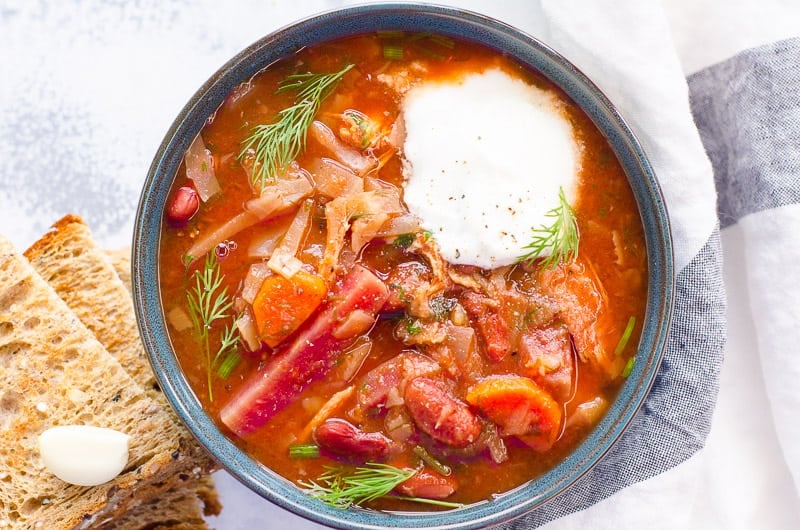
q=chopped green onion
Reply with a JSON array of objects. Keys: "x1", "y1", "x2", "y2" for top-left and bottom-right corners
[
  {"x1": 614, "y1": 316, "x2": 637, "y2": 356},
  {"x1": 393, "y1": 233, "x2": 415, "y2": 249},
  {"x1": 389, "y1": 283, "x2": 408, "y2": 305},
  {"x1": 406, "y1": 319, "x2": 422, "y2": 336},
  {"x1": 407, "y1": 32, "x2": 431, "y2": 42},
  {"x1": 428, "y1": 34, "x2": 455, "y2": 49},
  {"x1": 622, "y1": 356, "x2": 636, "y2": 377},
  {"x1": 289, "y1": 444, "x2": 321, "y2": 459},
  {"x1": 383, "y1": 44, "x2": 404, "y2": 60},
  {"x1": 377, "y1": 30, "x2": 405, "y2": 39},
  {"x1": 414, "y1": 45, "x2": 446, "y2": 60},
  {"x1": 413, "y1": 445, "x2": 452, "y2": 476}
]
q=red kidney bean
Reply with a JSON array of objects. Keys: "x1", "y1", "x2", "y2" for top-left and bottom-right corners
[
  {"x1": 396, "y1": 469, "x2": 458, "y2": 500},
  {"x1": 314, "y1": 418, "x2": 390, "y2": 461},
  {"x1": 404, "y1": 377, "x2": 481, "y2": 448},
  {"x1": 166, "y1": 186, "x2": 200, "y2": 225}
]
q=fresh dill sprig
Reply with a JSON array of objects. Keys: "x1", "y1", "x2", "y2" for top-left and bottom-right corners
[
  {"x1": 238, "y1": 63, "x2": 354, "y2": 189},
  {"x1": 517, "y1": 187, "x2": 580, "y2": 269},
  {"x1": 213, "y1": 323, "x2": 241, "y2": 379},
  {"x1": 186, "y1": 253, "x2": 237, "y2": 401},
  {"x1": 299, "y1": 464, "x2": 464, "y2": 510},
  {"x1": 300, "y1": 464, "x2": 415, "y2": 509}
]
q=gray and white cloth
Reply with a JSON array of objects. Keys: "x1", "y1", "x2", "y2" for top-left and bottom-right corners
[{"x1": 1, "y1": 1, "x2": 798, "y2": 528}]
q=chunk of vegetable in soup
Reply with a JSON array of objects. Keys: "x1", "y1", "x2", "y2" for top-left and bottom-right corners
[{"x1": 159, "y1": 33, "x2": 647, "y2": 511}]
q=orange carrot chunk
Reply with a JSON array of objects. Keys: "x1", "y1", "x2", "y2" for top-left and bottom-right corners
[
  {"x1": 252, "y1": 269, "x2": 327, "y2": 347},
  {"x1": 466, "y1": 375, "x2": 562, "y2": 451}
]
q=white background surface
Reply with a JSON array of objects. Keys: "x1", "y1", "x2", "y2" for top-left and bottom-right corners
[{"x1": 1, "y1": 1, "x2": 799, "y2": 528}]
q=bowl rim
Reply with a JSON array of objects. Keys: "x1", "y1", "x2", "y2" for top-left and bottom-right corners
[{"x1": 133, "y1": 3, "x2": 674, "y2": 529}]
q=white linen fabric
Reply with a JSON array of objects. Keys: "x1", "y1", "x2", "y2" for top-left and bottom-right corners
[{"x1": 0, "y1": 0, "x2": 798, "y2": 528}]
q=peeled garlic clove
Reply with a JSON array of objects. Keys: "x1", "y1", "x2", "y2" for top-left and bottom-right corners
[{"x1": 38, "y1": 425, "x2": 130, "y2": 486}]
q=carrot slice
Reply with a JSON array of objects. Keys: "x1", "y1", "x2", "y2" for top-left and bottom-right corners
[
  {"x1": 466, "y1": 375, "x2": 562, "y2": 451},
  {"x1": 252, "y1": 269, "x2": 327, "y2": 347}
]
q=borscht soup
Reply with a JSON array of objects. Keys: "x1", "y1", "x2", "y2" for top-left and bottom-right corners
[{"x1": 159, "y1": 33, "x2": 647, "y2": 510}]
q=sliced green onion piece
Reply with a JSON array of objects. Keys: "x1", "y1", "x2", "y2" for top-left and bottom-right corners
[
  {"x1": 622, "y1": 356, "x2": 636, "y2": 378},
  {"x1": 393, "y1": 232, "x2": 415, "y2": 249},
  {"x1": 614, "y1": 316, "x2": 637, "y2": 356},
  {"x1": 414, "y1": 44, "x2": 446, "y2": 60},
  {"x1": 377, "y1": 30, "x2": 405, "y2": 39},
  {"x1": 428, "y1": 34, "x2": 455, "y2": 49},
  {"x1": 407, "y1": 31, "x2": 431, "y2": 42},
  {"x1": 216, "y1": 351, "x2": 241, "y2": 379},
  {"x1": 383, "y1": 44, "x2": 404, "y2": 60},
  {"x1": 289, "y1": 444, "x2": 321, "y2": 459},
  {"x1": 413, "y1": 445, "x2": 452, "y2": 476}
]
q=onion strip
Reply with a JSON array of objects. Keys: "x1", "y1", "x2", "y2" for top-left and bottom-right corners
[
  {"x1": 241, "y1": 263, "x2": 272, "y2": 304},
  {"x1": 308, "y1": 121, "x2": 377, "y2": 175},
  {"x1": 185, "y1": 133, "x2": 220, "y2": 201},
  {"x1": 185, "y1": 176, "x2": 313, "y2": 262},
  {"x1": 308, "y1": 157, "x2": 363, "y2": 199}
]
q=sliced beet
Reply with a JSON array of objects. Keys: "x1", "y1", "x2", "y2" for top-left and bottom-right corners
[{"x1": 220, "y1": 265, "x2": 388, "y2": 437}]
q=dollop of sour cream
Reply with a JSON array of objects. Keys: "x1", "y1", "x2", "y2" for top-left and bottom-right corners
[
  {"x1": 38, "y1": 425, "x2": 130, "y2": 486},
  {"x1": 402, "y1": 68, "x2": 579, "y2": 268}
]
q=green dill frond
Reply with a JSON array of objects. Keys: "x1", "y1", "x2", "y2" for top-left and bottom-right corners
[
  {"x1": 517, "y1": 187, "x2": 580, "y2": 269},
  {"x1": 238, "y1": 63, "x2": 354, "y2": 189},
  {"x1": 299, "y1": 464, "x2": 416, "y2": 509},
  {"x1": 213, "y1": 322, "x2": 241, "y2": 378},
  {"x1": 299, "y1": 463, "x2": 464, "y2": 509},
  {"x1": 186, "y1": 253, "x2": 239, "y2": 400}
]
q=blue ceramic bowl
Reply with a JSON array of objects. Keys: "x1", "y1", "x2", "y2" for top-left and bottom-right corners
[{"x1": 133, "y1": 3, "x2": 673, "y2": 529}]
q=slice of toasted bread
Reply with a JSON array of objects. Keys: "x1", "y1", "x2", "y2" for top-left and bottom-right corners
[
  {"x1": 23, "y1": 216, "x2": 220, "y2": 527},
  {"x1": 25, "y1": 216, "x2": 213, "y2": 463},
  {"x1": 105, "y1": 248, "x2": 131, "y2": 296},
  {"x1": 0, "y1": 237, "x2": 208, "y2": 529},
  {"x1": 99, "y1": 476, "x2": 220, "y2": 530},
  {"x1": 26, "y1": 215, "x2": 159, "y2": 396}
]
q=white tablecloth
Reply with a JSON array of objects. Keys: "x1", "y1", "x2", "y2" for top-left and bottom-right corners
[{"x1": 1, "y1": 1, "x2": 798, "y2": 528}]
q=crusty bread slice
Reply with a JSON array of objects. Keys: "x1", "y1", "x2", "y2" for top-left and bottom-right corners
[
  {"x1": 23, "y1": 216, "x2": 220, "y2": 527},
  {"x1": 100, "y1": 476, "x2": 220, "y2": 530},
  {"x1": 25, "y1": 215, "x2": 214, "y2": 465},
  {"x1": 0, "y1": 236, "x2": 207, "y2": 529},
  {"x1": 105, "y1": 248, "x2": 131, "y2": 296},
  {"x1": 25, "y1": 215, "x2": 158, "y2": 396}
]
